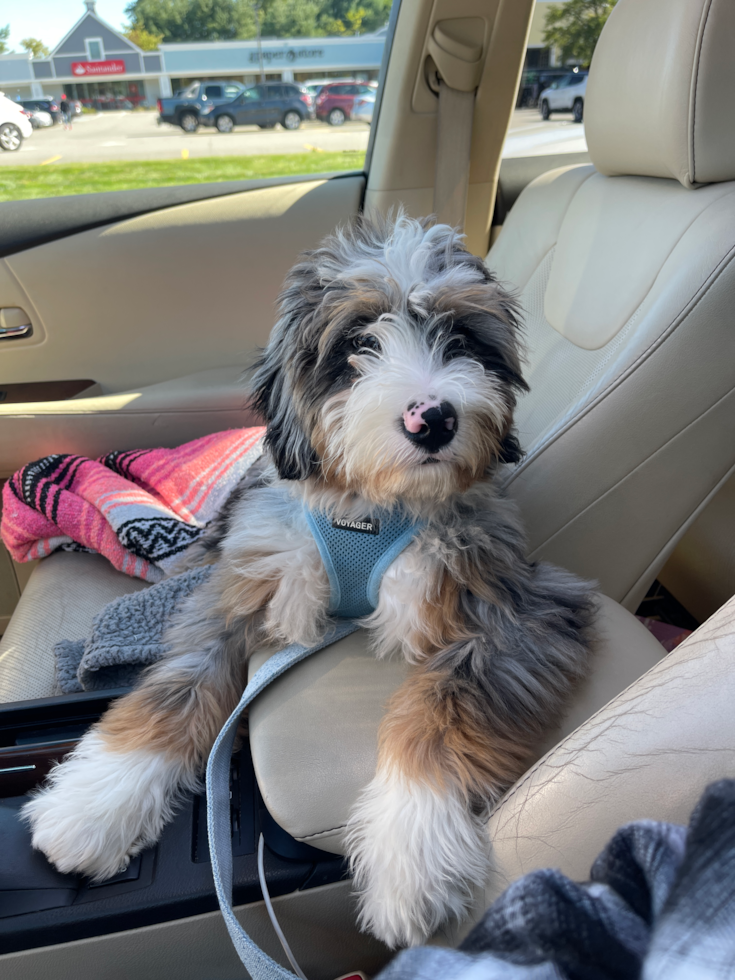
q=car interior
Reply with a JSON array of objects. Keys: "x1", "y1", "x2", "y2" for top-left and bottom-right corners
[{"x1": 1, "y1": 0, "x2": 734, "y2": 975}]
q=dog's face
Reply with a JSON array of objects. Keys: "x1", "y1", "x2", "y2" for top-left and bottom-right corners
[{"x1": 251, "y1": 213, "x2": 527, "y2": 507}]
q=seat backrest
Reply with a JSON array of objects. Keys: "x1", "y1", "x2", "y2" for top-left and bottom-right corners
[{"x1": 488, "y1": 0, "x2": 735, "y2": 610}]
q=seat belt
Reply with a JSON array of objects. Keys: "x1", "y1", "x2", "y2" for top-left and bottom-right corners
[
  {"x1": 206, "y1": 618, "x2": 360, "y2": 980},
  {"x1": 428, "y1": 22, "x2": 486, "y2": 231}
]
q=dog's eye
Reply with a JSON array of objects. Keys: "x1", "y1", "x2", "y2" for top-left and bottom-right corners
[
  {"x1": 353, "y1": 334, "x2": 381, "y2": 354},
  {"x1": 443, "y1": 336, "x2": 467, "y2": 360}
]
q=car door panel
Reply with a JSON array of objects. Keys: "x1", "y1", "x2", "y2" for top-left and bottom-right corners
[
  {"x1": 0, "y1": 175, "x2": 364, "y2": 395},
  {"x1": 0, "y1": 367, "x2": 261, "y2": 480},
  {"x1": 0, "y1": 173, "x2": 363, "y2": 625}
]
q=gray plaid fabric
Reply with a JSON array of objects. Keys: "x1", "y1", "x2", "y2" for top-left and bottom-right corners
[{"x1": 378, "y1": 781, "x2": 735, "y2": 980}]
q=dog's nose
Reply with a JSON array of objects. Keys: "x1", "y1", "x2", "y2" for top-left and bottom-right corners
[{"x1": 402, "y1": 400, "x2": 457, "y2": 453}]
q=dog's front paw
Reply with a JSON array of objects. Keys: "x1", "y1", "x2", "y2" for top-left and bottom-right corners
[
  {"x1": 22, "y1": 732, "x2": 181, "y2": 880},
  {"x1": 345, "y1": 767, "x2": 489, "y2": 948}
]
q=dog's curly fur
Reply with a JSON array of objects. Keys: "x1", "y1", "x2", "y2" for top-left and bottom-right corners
[{"x1": 23, "y1": 213, "x2": 597, "y2": 948}]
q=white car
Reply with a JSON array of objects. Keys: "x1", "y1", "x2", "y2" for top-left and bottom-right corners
[
  {"x1": 351, "y1": 93, "x2": 375, "y2": 124},
  {"x1": 0, "y1": 93, "x2": 33, "y2": 150},
  {"x1": 539, "y1": 70, "x2": 588, "y2": 123},
  {"x1": 29, "y1": 109, "x2": 53, "y2": 129}
]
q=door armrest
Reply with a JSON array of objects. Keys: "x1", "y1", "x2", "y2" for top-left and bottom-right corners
[{"x1": 0, "y1": 367, "x2": 261, "y2": 478}]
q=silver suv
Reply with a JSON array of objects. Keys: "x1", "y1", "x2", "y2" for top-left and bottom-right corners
[{"x1": 540, "y1": 70, "x2": 588, "y2": 123}]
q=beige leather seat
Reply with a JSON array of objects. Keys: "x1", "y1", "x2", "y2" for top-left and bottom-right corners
[{"x1": 491, "y1": 0, "x2": 735, "y2": 611}]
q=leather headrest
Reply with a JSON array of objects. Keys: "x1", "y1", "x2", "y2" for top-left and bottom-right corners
[{"x1": 586, "y1": 0, "x2": 735, "y2": 189}]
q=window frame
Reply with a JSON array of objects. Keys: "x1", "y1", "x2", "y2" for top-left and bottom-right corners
[{"x1": 85, "y1": 37, "x2": 105, "y2": 63}]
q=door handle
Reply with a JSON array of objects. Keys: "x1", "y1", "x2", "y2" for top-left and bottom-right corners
[{"x1": 0, "y1": 307, "x2": 33, "y2": 340}]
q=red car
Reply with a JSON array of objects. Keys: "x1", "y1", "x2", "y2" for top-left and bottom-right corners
[{"x1": 315, "y1": 81, "x2": 377, "y2": 126}]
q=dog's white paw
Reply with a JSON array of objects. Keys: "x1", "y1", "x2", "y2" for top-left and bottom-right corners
[
  {"x1": 345, "y1": 766, "x2": 489, "y2": 948},
  {"x1": 22, "y1": 731, "x2": 183, "y2": 880}
]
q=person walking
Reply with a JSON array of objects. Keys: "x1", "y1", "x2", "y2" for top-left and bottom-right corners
[{"x1": 60, "y1": 95, "x2": 72, "y2": 131}]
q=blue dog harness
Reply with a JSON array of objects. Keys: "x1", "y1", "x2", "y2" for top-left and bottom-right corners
[{"x1": 304, "y1": 506, "x2": 425, "y2": 617}]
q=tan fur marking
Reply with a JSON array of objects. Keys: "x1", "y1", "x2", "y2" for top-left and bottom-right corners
[
  {"x1": 378, "y1": 670, "x2": 533, "y2": 801},
  {"x1": 214, "y1": 555, "x2": 280, "y2": 625},
  {"x1": 407, "y1": 571, "x2": 477, "y2": 658},
  {"x1": 98, "y1": 671, "x2": 243, "y2": 767}
]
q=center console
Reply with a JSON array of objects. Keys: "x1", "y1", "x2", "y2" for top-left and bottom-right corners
[{"x1": 0, "y1": 689, "x2": 348, "y2": 956}]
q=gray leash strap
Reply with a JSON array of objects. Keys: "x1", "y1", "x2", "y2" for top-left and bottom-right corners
[{"x1": 206, "y1": 619, "x2": 361, "y2": 980}]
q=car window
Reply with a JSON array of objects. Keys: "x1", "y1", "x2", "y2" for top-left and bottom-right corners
[{"x1": 0, "y1": 2, "x2": 395, "y2": 202}]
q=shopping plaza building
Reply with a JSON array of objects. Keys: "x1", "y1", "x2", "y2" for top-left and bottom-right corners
[{"x1": 0, "y1": 0, "x2": 387, "y2": 108}]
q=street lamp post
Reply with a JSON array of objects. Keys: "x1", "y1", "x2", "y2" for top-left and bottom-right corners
[{"x1": 254, "y1": 3, "x2": 265, "y2": 83}]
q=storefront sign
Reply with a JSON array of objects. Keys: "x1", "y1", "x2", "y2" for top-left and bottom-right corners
[
  {"x1": 249, "y1": 48, "x2": 324, "y2": 65},
  {"x1": 71, "y1": 60, "x2": 126, "y2": 76}
]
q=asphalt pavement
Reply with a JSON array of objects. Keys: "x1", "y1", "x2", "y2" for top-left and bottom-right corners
[
  {"x1": 0, "y1": 107, "x2": 587, "y2": 167},
  {"x1": 2, "y1": 110, "x2": 371, "y2": 166}
]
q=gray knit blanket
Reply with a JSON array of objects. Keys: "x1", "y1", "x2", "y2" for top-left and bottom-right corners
[{"x1": 54, "y1": 565, "x2": 212, "y2": 694}]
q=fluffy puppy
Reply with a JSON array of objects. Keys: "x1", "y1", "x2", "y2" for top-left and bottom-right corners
[{"x1": 23, "y1": 213, "x2": 596, "y2": 949}]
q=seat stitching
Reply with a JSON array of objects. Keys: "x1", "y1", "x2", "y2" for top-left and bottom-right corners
[
  {"x1": 297, "y1": 824, "x2": 346, "y2": 840},
  {"x1": 504, "y1": 238, "x2": 735, "y2": 488},
  {"x1": 691, "y1": 0, "x2": 715, "y2": 182},
  {"x1": 527, "y1": 382, "x2": 735, "y2": 561}
]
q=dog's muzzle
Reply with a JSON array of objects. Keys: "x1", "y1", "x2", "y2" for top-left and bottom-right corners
[{"x1": 402, "y1": 400, "x2": 457, "y2": 453}]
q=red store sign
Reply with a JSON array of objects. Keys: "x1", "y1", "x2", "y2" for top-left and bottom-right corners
[{"x1": 71, "y1": 60, "x2": 125, "y2": 77}]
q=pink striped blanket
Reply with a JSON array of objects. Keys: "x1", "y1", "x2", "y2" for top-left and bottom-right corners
[{"x1": 1, "y1": 428, "x2": 265, "y2": 583}]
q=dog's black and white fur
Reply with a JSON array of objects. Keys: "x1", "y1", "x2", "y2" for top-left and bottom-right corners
[{"x1": 24, "y1": 214, "x2": 596, "y2": 948}]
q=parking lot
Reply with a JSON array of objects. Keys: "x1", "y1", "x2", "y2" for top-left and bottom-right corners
[
  {"x1": 1, "y1": 110, "x2": 371, "y2": 166},
  {"x1": 1, "y1": 107, "x2": 586, "y2": 167},
  {"x1": 503, "y1": 108, "x2": 587, "y2": 158}
]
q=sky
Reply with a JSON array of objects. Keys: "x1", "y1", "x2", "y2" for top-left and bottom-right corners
[{"x1": 0, "y1": 1, "x2": 130, "y2": 53}]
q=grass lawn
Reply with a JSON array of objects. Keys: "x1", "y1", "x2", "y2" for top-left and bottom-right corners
[{"x1": 0, "y1": 151, "x2": 366, "y2": 201}]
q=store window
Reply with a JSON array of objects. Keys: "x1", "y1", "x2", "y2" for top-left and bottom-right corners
[{"x1": 85, "y1": 38, "x2": 104, "y2": 62}]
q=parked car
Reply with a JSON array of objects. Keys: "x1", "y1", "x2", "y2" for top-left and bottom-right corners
[
  {"x1": 201, "y1": 82, "x2": 314, "y2": 133},
  {"x1": 351, "y1": 92, "x2": 375, "y2": 124},
  {"x1": 157, "y1": 80, "x2": 247, "y2": 133},
  {"x1": 28, "y1": 109, "x2": 53, "y2": 129},
  {"x1": 303, "y1": 78, "x2": 355, "y2": 100},
  {"x1": 0, "y1": 93, "x2": 33, "y2": 150},
  {"x1": 20, "y1": 98, "x2": 61, "y2": 124},
  {"x1": 539, "y1": 70, "x2": 588, "y2": 122},
  {"x1": 516, "y1": 68, "x2": 573, "y2": 108},
  {"x1": 315, "y1": 81, "x2": 377, "y2": 126}
]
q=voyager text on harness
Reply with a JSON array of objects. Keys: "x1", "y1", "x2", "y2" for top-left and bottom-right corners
[{"x1": 331, "y1": 517, "x2": 380, "y2": 535}]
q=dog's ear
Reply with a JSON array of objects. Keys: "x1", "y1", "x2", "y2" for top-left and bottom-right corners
[
  {"x1": 250, "y1": 330, "x2": 320, "y2": 481},
  {"x1": 250, "y1": 252, "x2": 326, "y2": 483}
]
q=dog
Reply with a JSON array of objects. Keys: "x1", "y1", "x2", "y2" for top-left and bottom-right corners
[{"x1": 24, "y1": 213, "x2": 596, "y2": 949}]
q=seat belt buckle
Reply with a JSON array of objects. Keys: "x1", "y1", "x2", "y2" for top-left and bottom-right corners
[{"x1": 334, "y1": 973, "x2": 370, "y2": 980}]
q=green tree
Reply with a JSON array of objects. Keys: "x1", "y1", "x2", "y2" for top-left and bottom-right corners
[
  {"x1": 125, "y1": 0, "x2": 391, "y2": 41},
  {"x1": 125, "y1": 0, "x2": 257, "y2": 42},
  {"x1": 20, "y1": 37, "x2": 51, "y2": 58},
  {"x1": 542, "y1": 0, "x2": 616, "y2": 67},
  {"x1": 260, "y1": 0, "x2": 321, "y2": 39},
  {"x1": 0, "y1": 24, "x2": 10, "y2": 54},
  {"x1": 124, "y1": 26, "x2": 164, "y2": 49}
]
